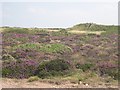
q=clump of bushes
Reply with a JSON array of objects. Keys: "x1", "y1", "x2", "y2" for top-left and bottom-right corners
[
  {"x1": 97, "y1": 61, "x2": 118, "y2": 80},
  {"x1": 3, "y1": 27, "x2": 29, "y2": 34},
  {"x1": 12, "y1": 43, "x2": 72, "y2": 54},
  {"x1": 51, "y1": 30, "x2": 70, "y2": 36},
  {"x1": 35, "y1": 59, "x2": 70, "y2": 78},
  {"x1": 2, "y1": 60, "x2": 39, "y2": 78},
  {"x1": 2, "y1": 58, "x2": 71, "y2": 79},
  {"x1": 28, "y1": 76, "x2": 39, "y2": 82},
  {"x1": 2, "y1": 54, "x2": 16, "y2": 61},
  {"x1": 76, "y1": 63, "x2": 94, "y2": 72}
]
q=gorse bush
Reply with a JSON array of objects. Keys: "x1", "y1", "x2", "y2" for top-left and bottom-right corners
[{"x1": 35, "y1": 59, "x2": 70, "y2": 78}]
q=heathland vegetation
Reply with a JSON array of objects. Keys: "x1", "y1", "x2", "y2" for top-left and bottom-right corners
[{"x1": 1, "y1": 23, "x2": 119, "y2": 87}]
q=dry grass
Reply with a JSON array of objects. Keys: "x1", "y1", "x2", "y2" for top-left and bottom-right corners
[
  {"x1": 68, "y1": 30, "x2": 105, "y2": 35},
  {"x1": 46, "y1": 30, "x2": 59, "y2": 32},
  {"x1": 0, "y1": 28, "x2": 3, "y2": 32}
]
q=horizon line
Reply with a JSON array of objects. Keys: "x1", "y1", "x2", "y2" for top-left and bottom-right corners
[{"x1": 1, "y1": 22, "x2": 119, "y2": 28}]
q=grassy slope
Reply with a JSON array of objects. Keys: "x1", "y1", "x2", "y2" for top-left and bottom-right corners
[
  {"x1": 69, "y1": 23, "x2": 117, "y2": 31},
  {"x1": 67, "y1": 23, "x2": 118, "y2": 35}
]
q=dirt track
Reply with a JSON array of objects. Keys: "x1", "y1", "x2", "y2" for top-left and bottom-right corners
[
  {"x1": 2, "y1": 78, "x2": 86, "y2": 88},
  {"x1": 1, "y1": 78, "x2": 118, "y2": 88}
]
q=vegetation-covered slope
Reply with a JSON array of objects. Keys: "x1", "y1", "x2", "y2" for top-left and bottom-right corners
[
  {"x1": 69, "y1": 23, "x2": 118, "y2": 31},
  {"x1": 1, "y1": 23, "x2": 119, "y2": 86}
]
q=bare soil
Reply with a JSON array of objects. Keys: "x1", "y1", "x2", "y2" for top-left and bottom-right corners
[{"x1": 1, "y1": 78, "x2": 118, "y2": 88}]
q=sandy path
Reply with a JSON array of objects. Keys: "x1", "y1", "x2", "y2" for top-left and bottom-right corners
[
  {"x1": 2, "y1": 78, "x2": 58, "y2": 88},
  {"x1": 1, "y1": 78, "x2": 118, "y2": 88},
  {"x1": 1, "y1": 78, "x2": 91, "y2": 88}
]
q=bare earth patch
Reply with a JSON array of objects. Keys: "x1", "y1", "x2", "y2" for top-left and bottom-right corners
[{"x1": 1, "y1": 78, "x2": 118, "y2": 88}]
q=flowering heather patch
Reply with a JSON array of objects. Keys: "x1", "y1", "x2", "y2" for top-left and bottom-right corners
[
  {"x1": 11, "y1": 49, "x2": 28, "y2": 59},
  {"x1": 97, "y1": 61, "x2": 118, "y2": 69},
  {"x1": 97, "y1": 61, "x2": 118, "y2": 79},
  {"x1": 2, "y1": 60, "x2": 39, "y2": 78},
  {"x1": 24, "y1": 60, "x2": 38, "y2": 66},
  {"x1": 2, "y1": 33, "x2": 41, "y2": 46},
  {"x1": 12, "y1": 33, "x2": 29, "y2": 38}
]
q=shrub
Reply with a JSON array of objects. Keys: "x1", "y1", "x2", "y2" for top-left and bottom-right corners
[
  {"x1": 2, "y1": 68, "x2": 13, "y2": 76},
  {"x1": 51, "y1": 30, "x2": 70, "y2": 36},
  {"x1": 11, "y1": 49, "x2": 27, "y2": 59},
  {"x1": 36, "y1": 59, "x2": 70, "y2": 78},
  {"x1": 99, "y1": 68, "x2": 118, "y2": 80},
  {"x1": 76, "y1": 63, "x2": 94, "y2": 72},
  {"x1": 28, "y1": 76, "x2": 39, "y2": 82},
  {"x1": 4, "y1": 28, "x2": 29, "y2": 34},
  {"x1": 78, "y1": 76, "x2": 85, "y2": 82},
  {"x1": 106, "y1": 69, "x2": 118, "y2": 80},
  {"x1": 2, "y1": 60, "x2": 39, "y2": 78},
  {"x1": 37, "y1": 70, "x2": 51, "y2": 79},
  {"x1": 45, "y1": 59, "x2": 70, "y2": 71},
  {"x1": 2, "y1": 54, "x2": 15, "y2": 61},
  {"x1": 97, "y1": 61, "x2": 118, "y2": 80}
]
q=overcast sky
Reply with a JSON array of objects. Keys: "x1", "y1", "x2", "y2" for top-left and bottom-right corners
[{"x1": 1, "y1": 0, "x2": 118, "y2": 28}]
